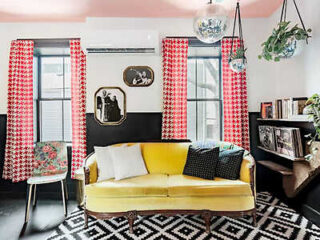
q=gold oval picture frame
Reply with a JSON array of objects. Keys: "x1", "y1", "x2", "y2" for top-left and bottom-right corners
[
  {"x1": 94, "y1": 87, "x2": 126, "y2": 126},
  {"x1": 123, "y1": 66, "x2": 154, "y2": 87}
]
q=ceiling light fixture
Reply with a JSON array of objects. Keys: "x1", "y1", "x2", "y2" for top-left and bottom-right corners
[{"x1": 193, "y1": 0, "x2": 229, "y2": 44}]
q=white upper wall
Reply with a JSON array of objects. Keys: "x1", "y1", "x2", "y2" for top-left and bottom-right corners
[
  {"x1": 262, "y1": 0, "x2": 320, "y2": 100},
  {"x1": 0, "y1": 0, "x2": 318, "y2": 114},
  {"x1": 0, "y1": 17, "x2": 273, "y2": 114}
]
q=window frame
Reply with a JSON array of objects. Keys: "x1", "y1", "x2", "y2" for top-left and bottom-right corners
[
  {"x1": 34, "y1": 54, "x2": 72, "y2": 143},
  {"x1": 187, "y1": 40, "x2": 223, "y2": 141}
]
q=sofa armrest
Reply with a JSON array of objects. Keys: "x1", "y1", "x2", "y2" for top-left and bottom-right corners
[
  {"x1": 240, "y1": 154, "x2": 256, "y2": 200},
  {"x1": 84, "y1": 152, "x2": 98, "y2": 184},
  {"x1": 84, "y1": 166, "x2": 90, "y2": 185}
]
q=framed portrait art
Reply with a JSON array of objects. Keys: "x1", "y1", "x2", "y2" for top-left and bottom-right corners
[
  {"x1": 123, "y1": 66, "x2": 154, "y2": 87},
  {"x1": 94, "y1": 87, "x2": 126, "y2": 125}
]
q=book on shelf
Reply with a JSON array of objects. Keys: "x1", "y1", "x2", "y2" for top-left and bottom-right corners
[
  {"x1": 274, "y1": 127, "x2": 303, "y2": 158},
  {"x1": 260, "y1": 97, "x2": 308, "y2": 120},
  {"x1": 260, "y1": 102, "x2": 273, "y2": 119}
]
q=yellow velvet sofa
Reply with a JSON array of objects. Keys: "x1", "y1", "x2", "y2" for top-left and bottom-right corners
[{"x1": 83, "y1": 142, "x2": 256, "y2": 233}]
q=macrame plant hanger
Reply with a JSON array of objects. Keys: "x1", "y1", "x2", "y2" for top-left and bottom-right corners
[
  {"x1": 228, "y1": 1, "x2": 246, "y2": 73},
  {"x1": 280, "y1": 0, "x2": 310, "y2": 44},
  {"x1": 229, "y1": 2, "x2": 244, "y2": 61}
]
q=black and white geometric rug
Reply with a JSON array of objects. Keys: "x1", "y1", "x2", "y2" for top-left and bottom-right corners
[{"x1": 47, "y1": 192, "x2": 320, "y2": 240}]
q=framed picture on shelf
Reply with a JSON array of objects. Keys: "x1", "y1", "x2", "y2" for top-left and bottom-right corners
[
  {"x1": 94, "y1": 87, "x2": 126, "y2": 125},
  {"x1": 123, "y1": 66, "x2": 154, "y2": 87},
  {"x1": 260, "y1": 102, "x2": 273, "y2": 119}
]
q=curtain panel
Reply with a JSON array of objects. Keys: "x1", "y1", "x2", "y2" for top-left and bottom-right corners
[
  {"x1": 3, "y1": 40, "x2": 34, "y2": 182},
  {"x1": 161, "y1": 38, "x2": 189, "y2": 139},
  {"x1": 70, "y1": 40, "x2": 87, "y2": 178},
  {"x1": 221, "y1": 38, "x2": 250, "y2": 150}
]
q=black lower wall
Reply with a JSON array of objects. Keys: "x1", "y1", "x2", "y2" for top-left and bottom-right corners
[{"x1": 86, "y1": 112, "x2": 162, "y2": 154}]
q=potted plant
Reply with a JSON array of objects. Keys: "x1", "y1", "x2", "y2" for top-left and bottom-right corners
[
  {"x1": 258, "y1": 21, "x2": 311, "y2": 62},
  {"x1": 229, "y1": 48, "x2": 247, "y2": 73},
  {"x1": 305, "y1": 94, "x2": 320, "y2": 161}
]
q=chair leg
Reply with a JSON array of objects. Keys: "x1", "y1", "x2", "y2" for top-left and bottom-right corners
[
  {"x1": 61, "y1": 180, "x2": 67, "y2": 217},
  {"x1": 127, "y1": 211, "x2": 137, "y2": 234},
  {"x1": 24, "y1": 184, "x2": 34, "y2": 223},
  {"x1": 201, "y1": 211, "x2": 211, "y2": 233},
  {"x1": 252, "y1": 212, "x2": 257, "y2": 227},
  {"x1": 84, "y1": 210, "x2": 88, "y2": 229},
  {"x1": 64, "y1": 179, "x2": 69, "y2": 201},
  {"x1": 33, "y1": 184, "x2": 37, "y2": 208}
]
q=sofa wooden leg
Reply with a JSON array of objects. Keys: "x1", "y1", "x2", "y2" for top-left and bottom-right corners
[
  {"x1": 84, "y1": 211, "x2": 88, "y2": 229},
  {"x1": 127, "y1": 211, "x2": 137, "y2": 234},
  {"x1": 252, "y1": 212, "x2": 257, "y2": 227},
  {"x1": 201, "y1": 211, "x2": 211, "y2": 233}
]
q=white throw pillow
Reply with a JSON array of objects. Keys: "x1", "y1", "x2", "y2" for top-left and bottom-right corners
[
  {"x1": 94, "y1": 146, "x2": 114, "y2": 182},
  {"x1": 109, "y1": 144, "x2": 148, "y2": 180}
]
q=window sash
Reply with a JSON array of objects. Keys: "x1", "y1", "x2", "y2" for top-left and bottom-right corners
[
  {"x1": 34, "y1": 55, "x2": 72, "y2": 143},
  {"x1": 187, "y1": 54, "x2": 223, "y2": 142}
]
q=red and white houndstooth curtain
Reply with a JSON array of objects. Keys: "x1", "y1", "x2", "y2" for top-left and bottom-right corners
[
  {"x1": 70, "y1": 40, "x2": 87, "y2": 178},
  {"x1": 3, "y1": 40, "x2": 34, "y2": 182},
  {"x1": 222, "y1": 38, "x2": 250, "y2": 150},
  {"x1": 161, "y1": 38, "x2": 188, "y2": 139}
]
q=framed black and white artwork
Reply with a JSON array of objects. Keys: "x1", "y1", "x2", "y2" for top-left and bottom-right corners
[
  {"x1": 123, "y1": 66, "x2": 154, "y2": 87},
  {"x1": 94, "y1": 87, "x2": 126, "y2": 125}
]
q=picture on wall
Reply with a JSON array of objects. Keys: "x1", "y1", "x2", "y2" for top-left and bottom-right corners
[
  {"x1": 94, "y1": 87, "x2": 126, "y2": 125},
  {"x1": 123, "y1": 66, "x2": 154, "y2": 87}
]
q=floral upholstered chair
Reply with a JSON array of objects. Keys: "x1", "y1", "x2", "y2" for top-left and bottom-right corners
[{"x1": 24, "y1": 141, "x2": 68, "y2": 223}]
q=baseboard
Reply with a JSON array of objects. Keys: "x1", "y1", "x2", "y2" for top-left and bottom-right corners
[{"x1": 301, "y1": 204, "x2": 320, "y2": 227}]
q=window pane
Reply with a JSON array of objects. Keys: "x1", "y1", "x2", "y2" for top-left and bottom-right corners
[
  {"x1": 64, "y1": 57, "x2": 71, "y2": 98},
  {"x1": 41, "y1": 57, "x2": 63, "y2": 98},
  {"x1": 197, "y1": 101, "x2": 220, "y2": 141},
  {"x1": 187, "y1": 101, "x2": 197, "y2": 141},
  {"x1": 63, "y1": 100, "x2": 72, "y2": 142},
  {"x1": 40, "y1": 101, "x2": 63, "y2": 141},
  {"x1": 187, "y1": 59, "x2": 196, "y2": 99},
  {"x1": 196, "y1": 59, "x2": 220, "y2": 99}
]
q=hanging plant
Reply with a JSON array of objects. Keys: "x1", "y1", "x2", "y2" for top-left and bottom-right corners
[
  {"x1": 228, "y1": 2, "x2": 247, "y2": 73},
  {"x1": 305, "y1": 94, "x2": 320, "y2": 161},
  {"x1": 258, "y1": 0, "x2": 311, "y2": 62},
  {"x1": 230, "y1": 47, "x2": 247, "y2": 60},
  {"x1": 258, "y1": 21, "x2": 311, "y2": 62}
]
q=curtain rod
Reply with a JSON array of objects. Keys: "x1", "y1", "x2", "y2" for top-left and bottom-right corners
[
  {"x1": 165, "y1": 36, "x2": 235, "y2": 39},
  {"x1": 17, "y1": 38, "x2": 80, "y2": 41}
]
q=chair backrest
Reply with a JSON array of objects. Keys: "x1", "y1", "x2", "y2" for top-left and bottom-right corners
[{"x1": 33, "y1": 141, "x2": 68, "y2": 176}]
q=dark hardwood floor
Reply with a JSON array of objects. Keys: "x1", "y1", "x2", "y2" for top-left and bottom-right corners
[{"x1": 0, "y1": 196, "x2": 77, "y2": 240}]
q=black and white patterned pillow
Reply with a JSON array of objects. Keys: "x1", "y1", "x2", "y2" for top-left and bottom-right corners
[
  {"x1": 215, "y1": 149, "x2": 245, "y2": 180},
  {"x1": 183, "y1": 146, "x2": 220, "y2": 180}
]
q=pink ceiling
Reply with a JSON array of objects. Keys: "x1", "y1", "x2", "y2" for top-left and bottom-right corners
[{"x1": 0, "y1": 0, "x2": 282, "y2": 22}]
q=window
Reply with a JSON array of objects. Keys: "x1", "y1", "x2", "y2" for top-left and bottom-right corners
[
  {"x1": 33, "y1": 55, "x2": 72, "y2": 143},
  {"x1": 187, "y1": 42, "x2": 222, "y2": 142}
]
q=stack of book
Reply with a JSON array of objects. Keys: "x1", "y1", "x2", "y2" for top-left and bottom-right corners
[
  {"x1": 258, "y1": 125, "x2": 304, "y2": 158},
  {"x1": 260, "y1": 97, "x2": 308, "y2": 120}
]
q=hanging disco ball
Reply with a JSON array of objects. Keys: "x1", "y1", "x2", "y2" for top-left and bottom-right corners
[
  {"x1": 229, "y1": 58, "x2": 247, "y2": 73},
  {"x1": 278, "y1": 36, "x2": 305, "y2": 59},
  {"x1": 193, "y1": 3, "x2": 229, "y2": 43}
]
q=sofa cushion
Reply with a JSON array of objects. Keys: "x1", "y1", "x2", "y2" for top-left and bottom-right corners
[
  {"x1": 216, "y1": 149, "x2": 245, "y2": 180},
  {"x1": 141, "y1": 142, "x2": 191, "y2": 175},
  {"x1": 168, "y1": 174, "x2": 252, "y2": 197},
  {"x1": 110, "y1": 144, "x2": 148, "y2": 180},
  {"x1": 85, "y1": 174, "x2": 168, "y2": 198},
  {"x1": 94, "y1": 146, "x2": 115, "y2": 182},
  {"x1": 183, "y1": 146, "x2": 219, "y2": 180}
]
